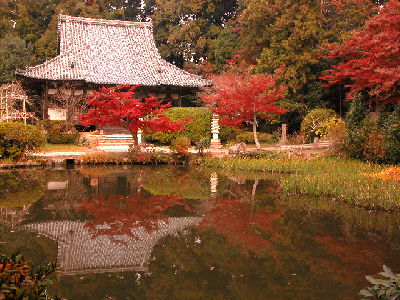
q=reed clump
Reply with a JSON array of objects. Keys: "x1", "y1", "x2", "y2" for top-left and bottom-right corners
[{"x1": 202, "y1": 157, "x2": 400, "y2": 210}]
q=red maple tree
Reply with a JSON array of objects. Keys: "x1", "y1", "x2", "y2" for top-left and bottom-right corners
[
  {"x1": 80, "y1": 85, "x2": 186, "y2": 150},
  {"x1": 200, "y1": 71, "x2": 287, "y2": 149},
  {"x1": 321, "y1": 0, "x2": 400, "y2": 104}
]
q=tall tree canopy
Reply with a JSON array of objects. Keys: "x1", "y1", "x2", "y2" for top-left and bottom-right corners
[
  {"x1": 0, "y1": 34, "x2": 34, "y2": 83},
  {"x1": 0, "y1": 0, "x2": 388, "y2": 125},
  {"x1": 149, "y1": 0, "x2": 239, "y2": 68},
  {"x1": 239, "y1": 0, "x2": 376, "y2": 111},
  {"x1": 321, "y1": 0, "x2": 400, "y2": 105}
]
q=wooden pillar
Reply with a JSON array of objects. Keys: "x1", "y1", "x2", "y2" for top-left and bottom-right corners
[
  {"x1": 5, "y1": 88, "x2": 8, "y2": 122},
  {"x1": 138, "y1": 129, "x2": 142, "y2": 144},
  {"x1": 280, "y1": 123, "x2": 288, "y2": 144},
  {"x1": 43, "y1": 84, "x2": 49, "y2": 119},
  {"x1": 22, "y1": 96, "x2": 27, "y2": 124},
  {"x1": 138, "y1": 118, "x2": 143, "y2": 143},
  {"x1": 210, "y1": 114, "x2": 222, "y2": 148}
]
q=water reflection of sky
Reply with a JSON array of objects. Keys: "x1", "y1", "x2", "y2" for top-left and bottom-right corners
[{"x1": 0, "y1": 166, "x2": 400, "y2": 300}]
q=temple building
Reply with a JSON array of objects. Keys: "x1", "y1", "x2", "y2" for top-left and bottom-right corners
[{"x1": 16, "y1": 14, "x2": 210, "y2": 122}]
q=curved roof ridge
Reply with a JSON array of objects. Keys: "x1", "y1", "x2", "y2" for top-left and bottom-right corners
[
  {"x1": 58, "y1": 14, "x2": 152, "y2": 27},
  {"x1": 18, "y1": 14, "x2": 211, "y2": 88}
]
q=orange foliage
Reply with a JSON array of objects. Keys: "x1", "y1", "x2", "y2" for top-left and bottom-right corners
[{"x1": 362, "y1": 167, "x2": 400, "y2": 181}]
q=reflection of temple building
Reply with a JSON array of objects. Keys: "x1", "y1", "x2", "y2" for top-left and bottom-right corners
[{"x1": 22, "y1": 217, "x2": 201, "y2": 275}]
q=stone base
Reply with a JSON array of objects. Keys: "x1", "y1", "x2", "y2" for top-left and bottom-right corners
[{"x1": 210, "y1": 139, "x2": 222, "y2": 149}]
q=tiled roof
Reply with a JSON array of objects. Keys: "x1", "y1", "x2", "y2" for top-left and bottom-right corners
[{"x1": 17, "y1": 14, "x2": 210, "y2": 88}]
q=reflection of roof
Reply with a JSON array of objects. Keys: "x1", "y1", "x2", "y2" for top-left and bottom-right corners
[
  {"x1": 16, "y1": 14, "x2": 210, "y2": 88},
  {"x1": 22, "y1": 217, "x2": 201, "y2": 275}
]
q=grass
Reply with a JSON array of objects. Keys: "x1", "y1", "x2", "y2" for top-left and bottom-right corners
[
  {"x1": 201, "y1": 156, "x2": 400, "y2": 210},
  {"x1": 79, "y1": 152, "x2": 123, "y2": 163},
  {"x1": 0, "y1": 158, "x2": 15, "y2": 164},
  {"x1": 37, "y1": 143, "x2": 91, "y2": 153}
]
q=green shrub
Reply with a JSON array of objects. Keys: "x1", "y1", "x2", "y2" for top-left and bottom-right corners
[
  {"x1": 363, "y1": 129, "x2": 387, "y2": 163},
  {"x1": 170, "y1": 136, "x2": 191, "y2": 154},
  {"x1": 345, "y1": 99, "x2": 400, "y2": 164},
  {"x1": 195, "y1": 137, "x2": 211, "y2": 150},
  {"x1": 385, "y1": 103, "x2": 400, "y2": 164},
  {"x1": 143, "y1": 107, "x2": 247, "y2": 145},
  {"x1": 346, "y1": 96, "x2": 368, "y2": 159},
  {"x1": 144, "y1": 107, "x2": 212, "y2": 144},
  {"x1": 0, "y1": 122, "x2": 45, "y2": 159},
  {"x1": 324, "y1": 118, "x2": 347, "y2": 153},
  {"x1": 219, "y1": 126, "x2": 241, "y2": 144},
  {"x1": 37, "y1": 119, "x2": 79, "y2": 144},
  {"x1": 235, "y1": 131, "x2": 273, "y2": 144},
  {"x1": 301, "y1": 108, "x2": 337, "y2": 141}
]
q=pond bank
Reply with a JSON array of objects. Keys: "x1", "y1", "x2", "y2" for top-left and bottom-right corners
[{"x1": 201, "y1": 156, "x2": 400, "y2": 211}]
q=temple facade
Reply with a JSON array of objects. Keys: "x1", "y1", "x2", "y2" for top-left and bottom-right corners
[{"x1": 16, "y1": 14, "x2": 210, "y2": 122}]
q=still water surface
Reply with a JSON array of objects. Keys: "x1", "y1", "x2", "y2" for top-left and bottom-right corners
[{"x1": 0, "y1": 165, "x2": 400, "y2": 300}]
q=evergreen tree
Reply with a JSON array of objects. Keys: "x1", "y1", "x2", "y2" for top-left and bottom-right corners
[
  {"x1": 0, "y1": 34, "x2": 34, "y2": 83},
  {"x1": 149, "y1": 0, "x2": 238, "y2": 68},
  {"x1": 0, "y1": 0, "x2": 15, "y2": 39}
]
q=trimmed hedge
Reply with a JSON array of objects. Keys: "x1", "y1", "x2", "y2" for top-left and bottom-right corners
[
  {"x1": 0, "y1": 122, "x2": 45, "y2": 159},
  {"x1": 143, "y1": 107, "x2": 278, "y2": 145},
  {"x1": 235, "y1": 131, "x2": 273, "y2": 144},
  {"x1": 144, "y1": 107, "x2": 212, "y2": 144},
  {"x1": 36, "y1": 120, "x2": 79, "y2": 144}
]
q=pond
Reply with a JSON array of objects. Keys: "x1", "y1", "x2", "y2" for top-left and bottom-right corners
[{"x1": 1, "y1": 165, "x2": 400, "y2": 300}]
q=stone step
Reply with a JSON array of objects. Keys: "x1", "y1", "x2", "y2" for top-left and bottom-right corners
[
  {"x1": 102, "y1": 126, "x2": 131, "y2": 135},
  {"x1": 98, "y1": 143, "x2": 131, "y2": 146},
  {"x1": 98, "y1": 136, "x2": 133, "y2": 140}
]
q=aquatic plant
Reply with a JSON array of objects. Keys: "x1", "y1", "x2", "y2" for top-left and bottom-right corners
[
  {"x1": 360, "y1": 266, "x2": 400, "y2": 300},
  {"x1": 201, "y1": 157, "x2": 400, "y2": 210},
  {"x1": 0, "y1": 252, "x2": 56, "y2": 299}
]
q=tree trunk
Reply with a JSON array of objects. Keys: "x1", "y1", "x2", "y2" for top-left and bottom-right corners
[
  {"x1": 252, "y1": 112, "x2": 261, "y2": 150},
  {"x1": 131, "y1": 131, "x2": 140, "y2": 152}
]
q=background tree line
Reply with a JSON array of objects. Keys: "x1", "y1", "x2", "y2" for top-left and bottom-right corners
[{"x1": 0, "y1": 0, "x2": 392, "y2": 130}]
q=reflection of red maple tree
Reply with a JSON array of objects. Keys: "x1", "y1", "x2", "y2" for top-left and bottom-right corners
[
  {"x1": 200, "y1": 198, "x2": 283, "y2": 252},
  {"x1": 78, "y1": 193, "x2": 191, "y2": 241}
]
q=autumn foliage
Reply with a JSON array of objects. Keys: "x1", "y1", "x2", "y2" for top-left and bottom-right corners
[
  {"x1": 80, "y1": 85, "x2": 186, "y2": 148},
  {"x1": 363, "y1": 167, "x2": 400, "y2": 181},
  {"x1": 321, "y1": 0, "x2": 400, "y2": 104},
  {"x1": 200, "y1": 70, "x2": 287, "y2": 149}
]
